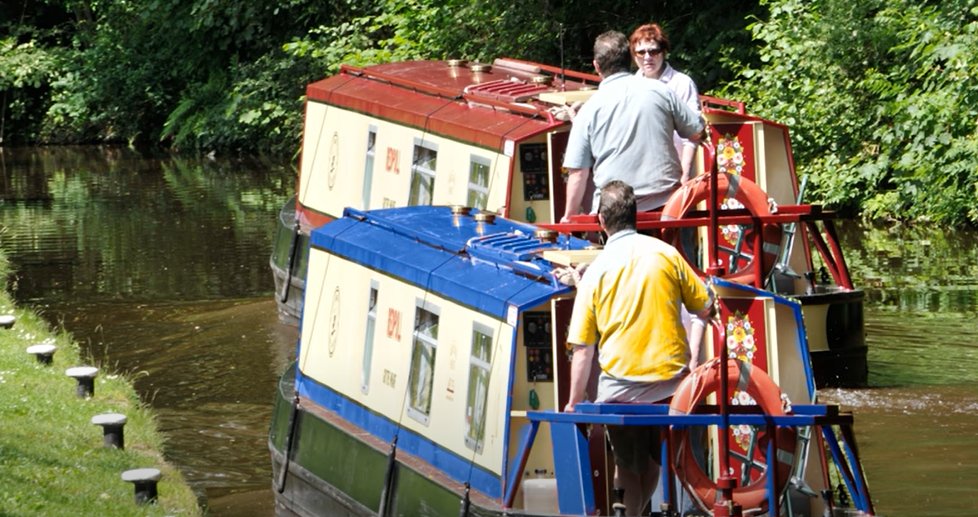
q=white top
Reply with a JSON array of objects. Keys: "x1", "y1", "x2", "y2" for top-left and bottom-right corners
[
  {"x1": 65, "y1": 366, "x2": 98, "y2": 378},
  {"x1": 26, "y1": 343, "x2": 57, "y2": 355},
  {"x1": 92, "y1": 413, "x2": 128, "y2": 426},
  {"x1": 121, "y1": 468, "x2": 162, "y2": 482}
]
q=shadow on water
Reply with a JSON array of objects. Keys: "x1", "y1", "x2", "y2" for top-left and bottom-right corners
[{"x1": 4, "y1": 147, "x2": 978, "y2": 516}]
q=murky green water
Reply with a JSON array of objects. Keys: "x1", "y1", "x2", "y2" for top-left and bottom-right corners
[{"x1": 1, "y1": 147, "x2": 976, "y2": 516}]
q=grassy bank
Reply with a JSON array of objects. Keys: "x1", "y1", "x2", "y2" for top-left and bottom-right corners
[{"x1": 0, "y1": 253, "x2": 201, "y2": 516}]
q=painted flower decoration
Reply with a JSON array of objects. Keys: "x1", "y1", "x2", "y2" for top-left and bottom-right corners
[
  {"x1": 716, "y1": 134, "x2": 745, "y2": 176},
  {"x1": 720, "y1": 197, "x2": 745, "y2": 243},
  {"x1": 717, "y1": 134, "x2": 746, "y2": 243},
  {"x1": 726, "y1": 311, "x2": 757, "y2": 362},
  {"x1": 730, "y1": 389, "x2": 759, "y2": 449}
]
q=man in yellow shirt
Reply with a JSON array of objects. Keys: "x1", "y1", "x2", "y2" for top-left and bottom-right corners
[{"x1": 563, "y1": 180, "x2": 714, "y2": 516}]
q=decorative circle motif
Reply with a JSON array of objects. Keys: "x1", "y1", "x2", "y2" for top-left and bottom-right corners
[{"x1": 328, "y1": 287, "x2": 340, "y2": 357}]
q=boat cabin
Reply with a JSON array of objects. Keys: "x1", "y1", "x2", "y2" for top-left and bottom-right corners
[{"x1": 272, "y1": 57, "x2": 867, "y2": 387}]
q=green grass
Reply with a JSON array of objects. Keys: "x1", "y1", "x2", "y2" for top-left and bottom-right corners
[{"x1": 0, "y1": 253, "x2": 201, "y2": 517}]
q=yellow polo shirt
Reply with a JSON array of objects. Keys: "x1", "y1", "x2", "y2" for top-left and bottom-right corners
[{"x1": 567, "y1": 230, "x2": 711, "y2": 382}]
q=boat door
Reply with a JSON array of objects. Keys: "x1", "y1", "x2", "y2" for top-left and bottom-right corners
[
  {"x1": 547, "y1": 129, "x2": 596, "y2": 223},
  {"x1": 547, "y1": 131, "x2": 569, "y2": 224}
]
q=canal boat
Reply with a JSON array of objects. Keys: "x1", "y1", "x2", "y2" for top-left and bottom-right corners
[
  {"x1": 268, "y1": 57, "x2": 867, "y2": 388},
  {"x1": 268, "y1": 203, "x2": 876, "y2": 516}
]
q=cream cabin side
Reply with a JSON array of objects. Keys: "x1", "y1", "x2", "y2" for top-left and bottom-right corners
[{"x1": 298, "y1": 246, "x2": 518, "y2": 476}]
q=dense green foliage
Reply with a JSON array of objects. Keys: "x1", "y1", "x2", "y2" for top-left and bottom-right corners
[
  {"x1": 2, "y1": 0, "x2": 977, "y2": 223},
  {"x1": 720, "y1": 0, "x2": 978, "y2": 225},
  {"x1": 1, "y1": 1, "x2": 760, "y2": 151}
]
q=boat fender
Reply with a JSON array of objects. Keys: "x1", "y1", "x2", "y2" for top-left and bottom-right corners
[
  {"x1": 458, "y1": 482, "x2": 471, "y2": 517},
  {"x1": 378, "y1": 436, "x2": 399, "y2": 517},
  {"x1": 668, "y1": 357, "x2": 796, "y2": 514},
  {"x1": 275, "y1": 392, "x2": 301, "y2": 494},
  {"x1": 661, "y1": 172, "x2": 782, "y2": 286}
]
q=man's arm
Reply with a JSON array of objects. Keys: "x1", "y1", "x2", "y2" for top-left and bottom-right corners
[
  {"x1": 561, "y1": 168, "x2": 590, "y2": 223},
  {"x1": 687, "y1": 298, "x2": 716, "y2": 371},
  {"x1": 563, "y1": 344, "x2": 595, "y2": 412},
  {"x1": 680, "y1": 144, "x2": 698, "y2": 183}
]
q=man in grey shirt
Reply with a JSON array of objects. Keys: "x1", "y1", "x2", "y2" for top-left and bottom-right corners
[{"x1": 561, "y1": 31, "x2": 704, "y2": 221}]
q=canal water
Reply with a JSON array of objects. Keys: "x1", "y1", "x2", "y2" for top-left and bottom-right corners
[{"x1": 0, "y1": 146, "x2": 976, "y2": 516}]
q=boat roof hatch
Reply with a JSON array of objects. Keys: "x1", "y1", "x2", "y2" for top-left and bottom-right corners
[{"x1": 309, "y1": 206, "x2": 594, "y2": 320}]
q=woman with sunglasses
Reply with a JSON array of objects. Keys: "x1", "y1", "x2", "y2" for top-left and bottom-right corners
[{"x1": 629, "y1": 23, "x2": 701, "y2": 181}]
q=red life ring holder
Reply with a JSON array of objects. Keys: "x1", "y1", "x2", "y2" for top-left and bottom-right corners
[
  {"x1": 661, "y1": 173, "x2": 782, "y2": 285},
  {"x1": 669, "y1": 357, "x2": 796, "y2": 514}
]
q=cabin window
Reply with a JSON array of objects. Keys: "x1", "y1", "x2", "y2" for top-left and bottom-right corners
[
  {"x1": 467, "y1": 156, "x2": 491, "y2": 210},
  {"x1": 408, "y1": 142, "x2": 438, "y2": 206},
  {"x1": 465, "y1": 323, "x2": 493, "y2": 453},
  {"x1": 407, "y1": 302, "x2": 439, "y2": 425},
  {"x1": 362, "y1": 127, "x2": 377, "y2": 209},
  {"x1": 361, "y1": 281, "x2": 379, "y2": 394}
]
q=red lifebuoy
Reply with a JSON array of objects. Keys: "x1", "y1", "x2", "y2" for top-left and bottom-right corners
[
  {"x1": 669, "y1": 357, "x2": 796, "y2": 514},
  {"x1": 661, "y1": 172, "x2": 782, "y2": 286}
]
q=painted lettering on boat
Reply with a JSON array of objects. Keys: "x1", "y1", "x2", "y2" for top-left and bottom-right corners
[
  {"x1": 328, "y1": 132, "x2": 339, "y2": 189},
  {"x1": 382, "y1": 368, "x2": 397, "y2": 388},
  {"x1": 385, "y1": 147, "x2": 400, "y2": 174},
  {"x1": 386, "y1": 307, "x2": 402, "y2": 341}
]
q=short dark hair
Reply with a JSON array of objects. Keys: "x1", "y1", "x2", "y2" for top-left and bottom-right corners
[
  {"x1": 598, "y1": 180, "x2": 636, "y2": 235},
  {"x1": 593, "y1": 31, "x2": 632, "y2": 76}
]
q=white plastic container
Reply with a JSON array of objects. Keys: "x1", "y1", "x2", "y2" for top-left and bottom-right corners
[{"x1": 522, "y1": 477, "x2": 559, "y2": 513}]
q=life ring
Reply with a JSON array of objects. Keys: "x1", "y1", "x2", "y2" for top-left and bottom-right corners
[
  {"x1": 661, "y1": 173, "x2": 782, "y2": 286},
  {"x1": 669, "y1": 357, "x2": 796, "y2": 514}
]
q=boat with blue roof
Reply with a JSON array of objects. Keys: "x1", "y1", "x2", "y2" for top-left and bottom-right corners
[{"x1": 268, "y1": 202, "x2": 876, "y2": 516}]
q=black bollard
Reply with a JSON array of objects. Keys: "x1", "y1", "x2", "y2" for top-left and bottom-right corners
[
  {"x1": 91, "y1": 413, "x2": 127, "y2": 449},
  {"x1": 65, "y1": 366, "x2": 98, "y2": 398},
  {"x1": 121, "y1": 468, "x2": 161, "y2": 504},
  {"x1": 26, "y1": 343, "x2": 57, "y2": 365}
]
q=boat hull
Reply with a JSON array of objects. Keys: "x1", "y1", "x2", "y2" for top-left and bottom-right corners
[
  {"x1": 269, "y1": 366, "x2": 536, "y2": 517},
  {"x1": 798, "y1": 289, "x2": 868, "y2": 388},
  {"x1": 270, "y1": 198, "x2": 308, "y2": 326}
]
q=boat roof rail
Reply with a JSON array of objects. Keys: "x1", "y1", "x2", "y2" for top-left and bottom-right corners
[
  {"x1": 338, "y1": 63, "x2": 464, "y2": 101},
  {"x1": 492, "y1": 58, "x2": 542, "y2": 75},
  {"x1": 700, "y1": 94, "x2": 746, "y2": 115},
  {"x1": 494, "y1": 57, "x2": 601, "y2": 86}
]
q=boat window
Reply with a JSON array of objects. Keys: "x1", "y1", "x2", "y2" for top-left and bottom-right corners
[
  {"x1": 361, "y1": 281, "x2": 379, "y2": 394},
  {"x1": 407, "y1": 302, "x2": 439, "y2": 425},
  {"x1": 362, "y1": 127, "x2": 377, "y2": 210},
  {"x1": 467, "y1": 156, "x2": 491, "y2": 210},
  {"x1": 465, "y1": 323, "x2": 493, "y2": 453},
  {"x1": 408, "y1": 142, "x2": 438, "y2": 206}
]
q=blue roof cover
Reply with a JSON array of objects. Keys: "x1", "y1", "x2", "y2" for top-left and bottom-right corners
[{"x1": 309, "y1": 206, "x2": 593, "y2": 320}]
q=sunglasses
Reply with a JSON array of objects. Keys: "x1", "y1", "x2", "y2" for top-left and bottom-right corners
[{"x1": 635, "y1": 48, "x2": 664, "y2": 57}]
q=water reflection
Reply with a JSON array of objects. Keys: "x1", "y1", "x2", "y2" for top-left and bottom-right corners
[
  {"x1": 838, "y1": 221, "x2": 978, "y2": 313},
  {"x1": 0, "y1": 146, "x2": 294, "y2": 515}
]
